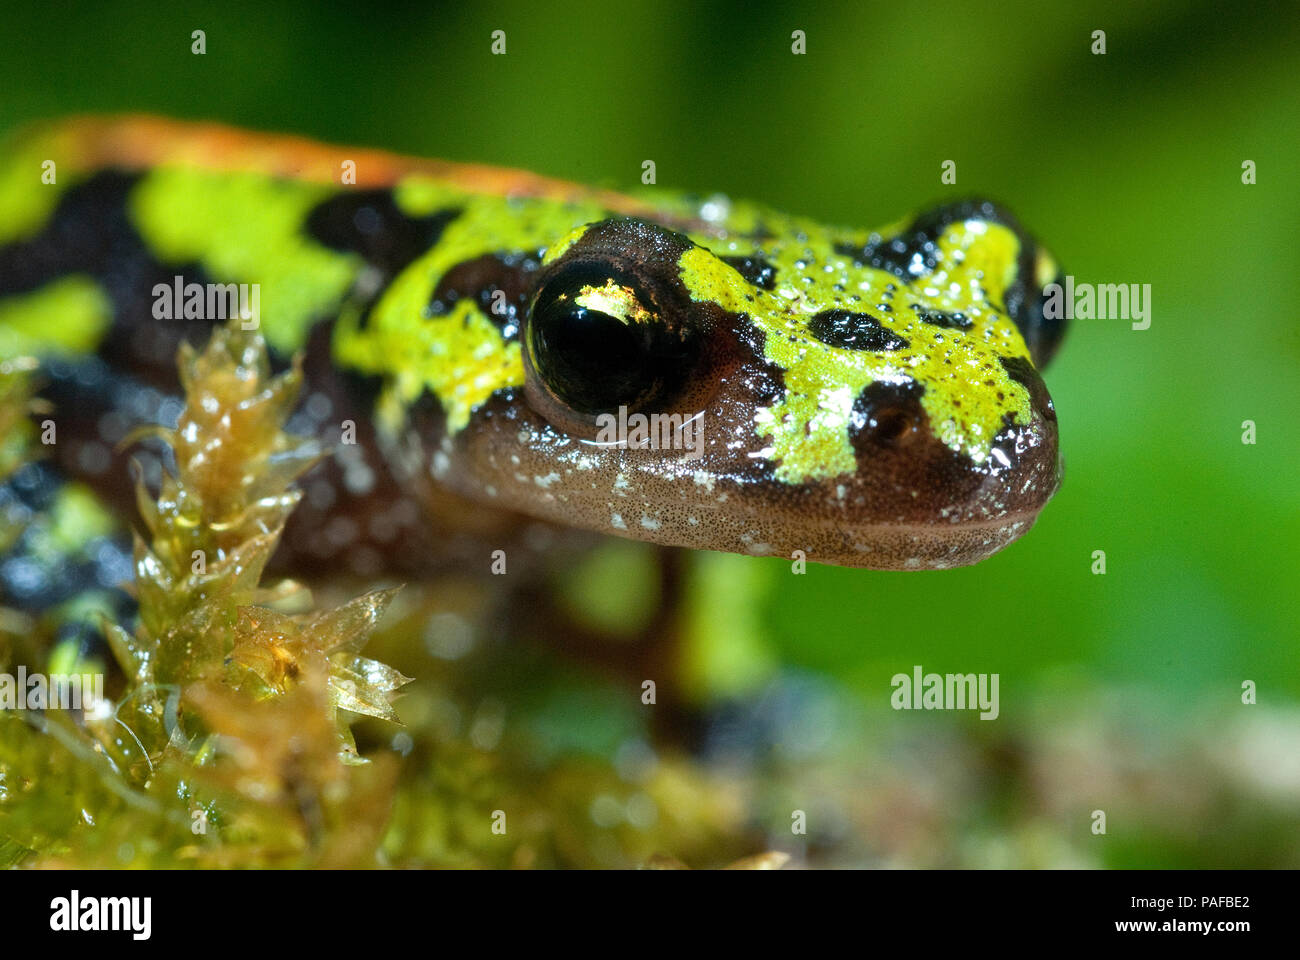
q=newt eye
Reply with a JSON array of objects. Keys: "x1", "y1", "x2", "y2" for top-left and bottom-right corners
[
  {"x1": 1016, "y1": 247, "x2": 1067, "y2": 370},
  {"x1": 525, "y1": 266, "x2": 694, "y2": 416}
]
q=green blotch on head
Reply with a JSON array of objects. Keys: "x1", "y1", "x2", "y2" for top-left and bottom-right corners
[
  {"x1": 336, "y1": 190, "x2": 606, "y2": 434},
  {"x1": 0, "y1": 275, "x2": 111, "y2": 357},
  {"x1": 129, "y1": 167, "x2": 360, "y2": 354},
  {"x1": 677, "y1": 217, "x2": 1037, "y2": 483},
  {"x1": 539, "y1": 223, "x2": 590, "y2": 265}
]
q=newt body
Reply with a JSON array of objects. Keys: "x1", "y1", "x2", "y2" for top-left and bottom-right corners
[{"x1": 0, "y1": 117, "x2": 1066, "y2": 574}]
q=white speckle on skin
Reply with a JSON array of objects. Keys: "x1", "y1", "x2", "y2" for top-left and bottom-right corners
[
  {"x1": 611, "y1": 512, "x2": 626, "y2": 530},
  {"x1": 76, "y1": 442, "x2": 111, "y2": 475},
  {"x1": 308, "y1": 479, "x2": 336, "y2": 510},
  {"x1": 534, "y1": 472, "x2": 560, "y2": 489},
  {"x1": 640, "y1": 515, "x2": 660, "y2": 531},
  {"x1": 431, "y1": 451, "x2": 450, "y2": 477},
  {"x1": 687, "y1": 516, "x2": 698, "y2": 525},
  {"x1": 484, "y1": 484, "x2": 497, "y2": 498},
  {"x1": 355, "y1": 264, "x2": 384, "y2": 298},
  {"x1": 305, "y1": 392, "x2": 332, "y2": 420},
  {"x1": 325, "y1": 516, "x2": 360, "y2": 547},
  {"x1": 691, "y1": 471, "x2": 715, "y2": 492},
  {"x1": 344, "y1": 460, "x2": 376, "y2": 496}
]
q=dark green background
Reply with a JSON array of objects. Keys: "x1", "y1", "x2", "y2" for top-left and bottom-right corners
[{"x1": 3, "y1": 0, "x2": 1297, "y2": 866}]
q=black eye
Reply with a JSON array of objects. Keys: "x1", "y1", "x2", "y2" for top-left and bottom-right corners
[
  {"x1": 1014, "y1": 253, "x2": 1067, "y2": 370},
  {"x1": 526, "y1": 268, "x2": 692, "y2": 415}
]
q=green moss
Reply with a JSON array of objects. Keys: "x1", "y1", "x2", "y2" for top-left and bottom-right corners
[
  {"x1": 0, "y1": 320, "x2": 408, "y2": 867},
  {"x1": 0, "y1": 320, "x2": 765, "y2": 869}
]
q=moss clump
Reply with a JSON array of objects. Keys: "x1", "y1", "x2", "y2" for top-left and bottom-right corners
[
  {"x1": 1, "y1": 321, "x2": 771, "y2": 870},
  {"x1": 0, "y1": 322, "x2": 408, "y2": 867}
]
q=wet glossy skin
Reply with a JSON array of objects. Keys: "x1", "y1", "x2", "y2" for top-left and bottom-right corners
[{"x1": 0, "y1": 117, "x2": 1066, "y2": 570}]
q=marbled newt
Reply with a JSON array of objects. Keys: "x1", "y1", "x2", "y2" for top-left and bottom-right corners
[{"x1": 0, "y1": 116, "x2": 1066, "y2": 583}]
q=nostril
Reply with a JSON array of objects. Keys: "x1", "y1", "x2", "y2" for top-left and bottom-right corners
[
  {"x1": 869, "y1": 406, "x2": 916, "y2": 444},
  {"x1": 850, "y1": 379, "x2": 927, "y2": 449}
]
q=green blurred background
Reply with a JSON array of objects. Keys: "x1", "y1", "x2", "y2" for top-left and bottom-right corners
[{"x1": 3, "y1": 0, "x2": 1297, "y2": 867}]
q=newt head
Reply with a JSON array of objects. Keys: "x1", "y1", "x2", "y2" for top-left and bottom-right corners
[{"x1": 390, "y1": 199, "x2": 1066, "y2": 570}]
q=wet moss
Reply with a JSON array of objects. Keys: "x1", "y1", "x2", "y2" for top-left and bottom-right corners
[
  {"x1": 0, "y1": 323, "x2": 407, "y2": 867},
  {"x1": 0, "y1": 322, "x2": 763, "y2": 869}
]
